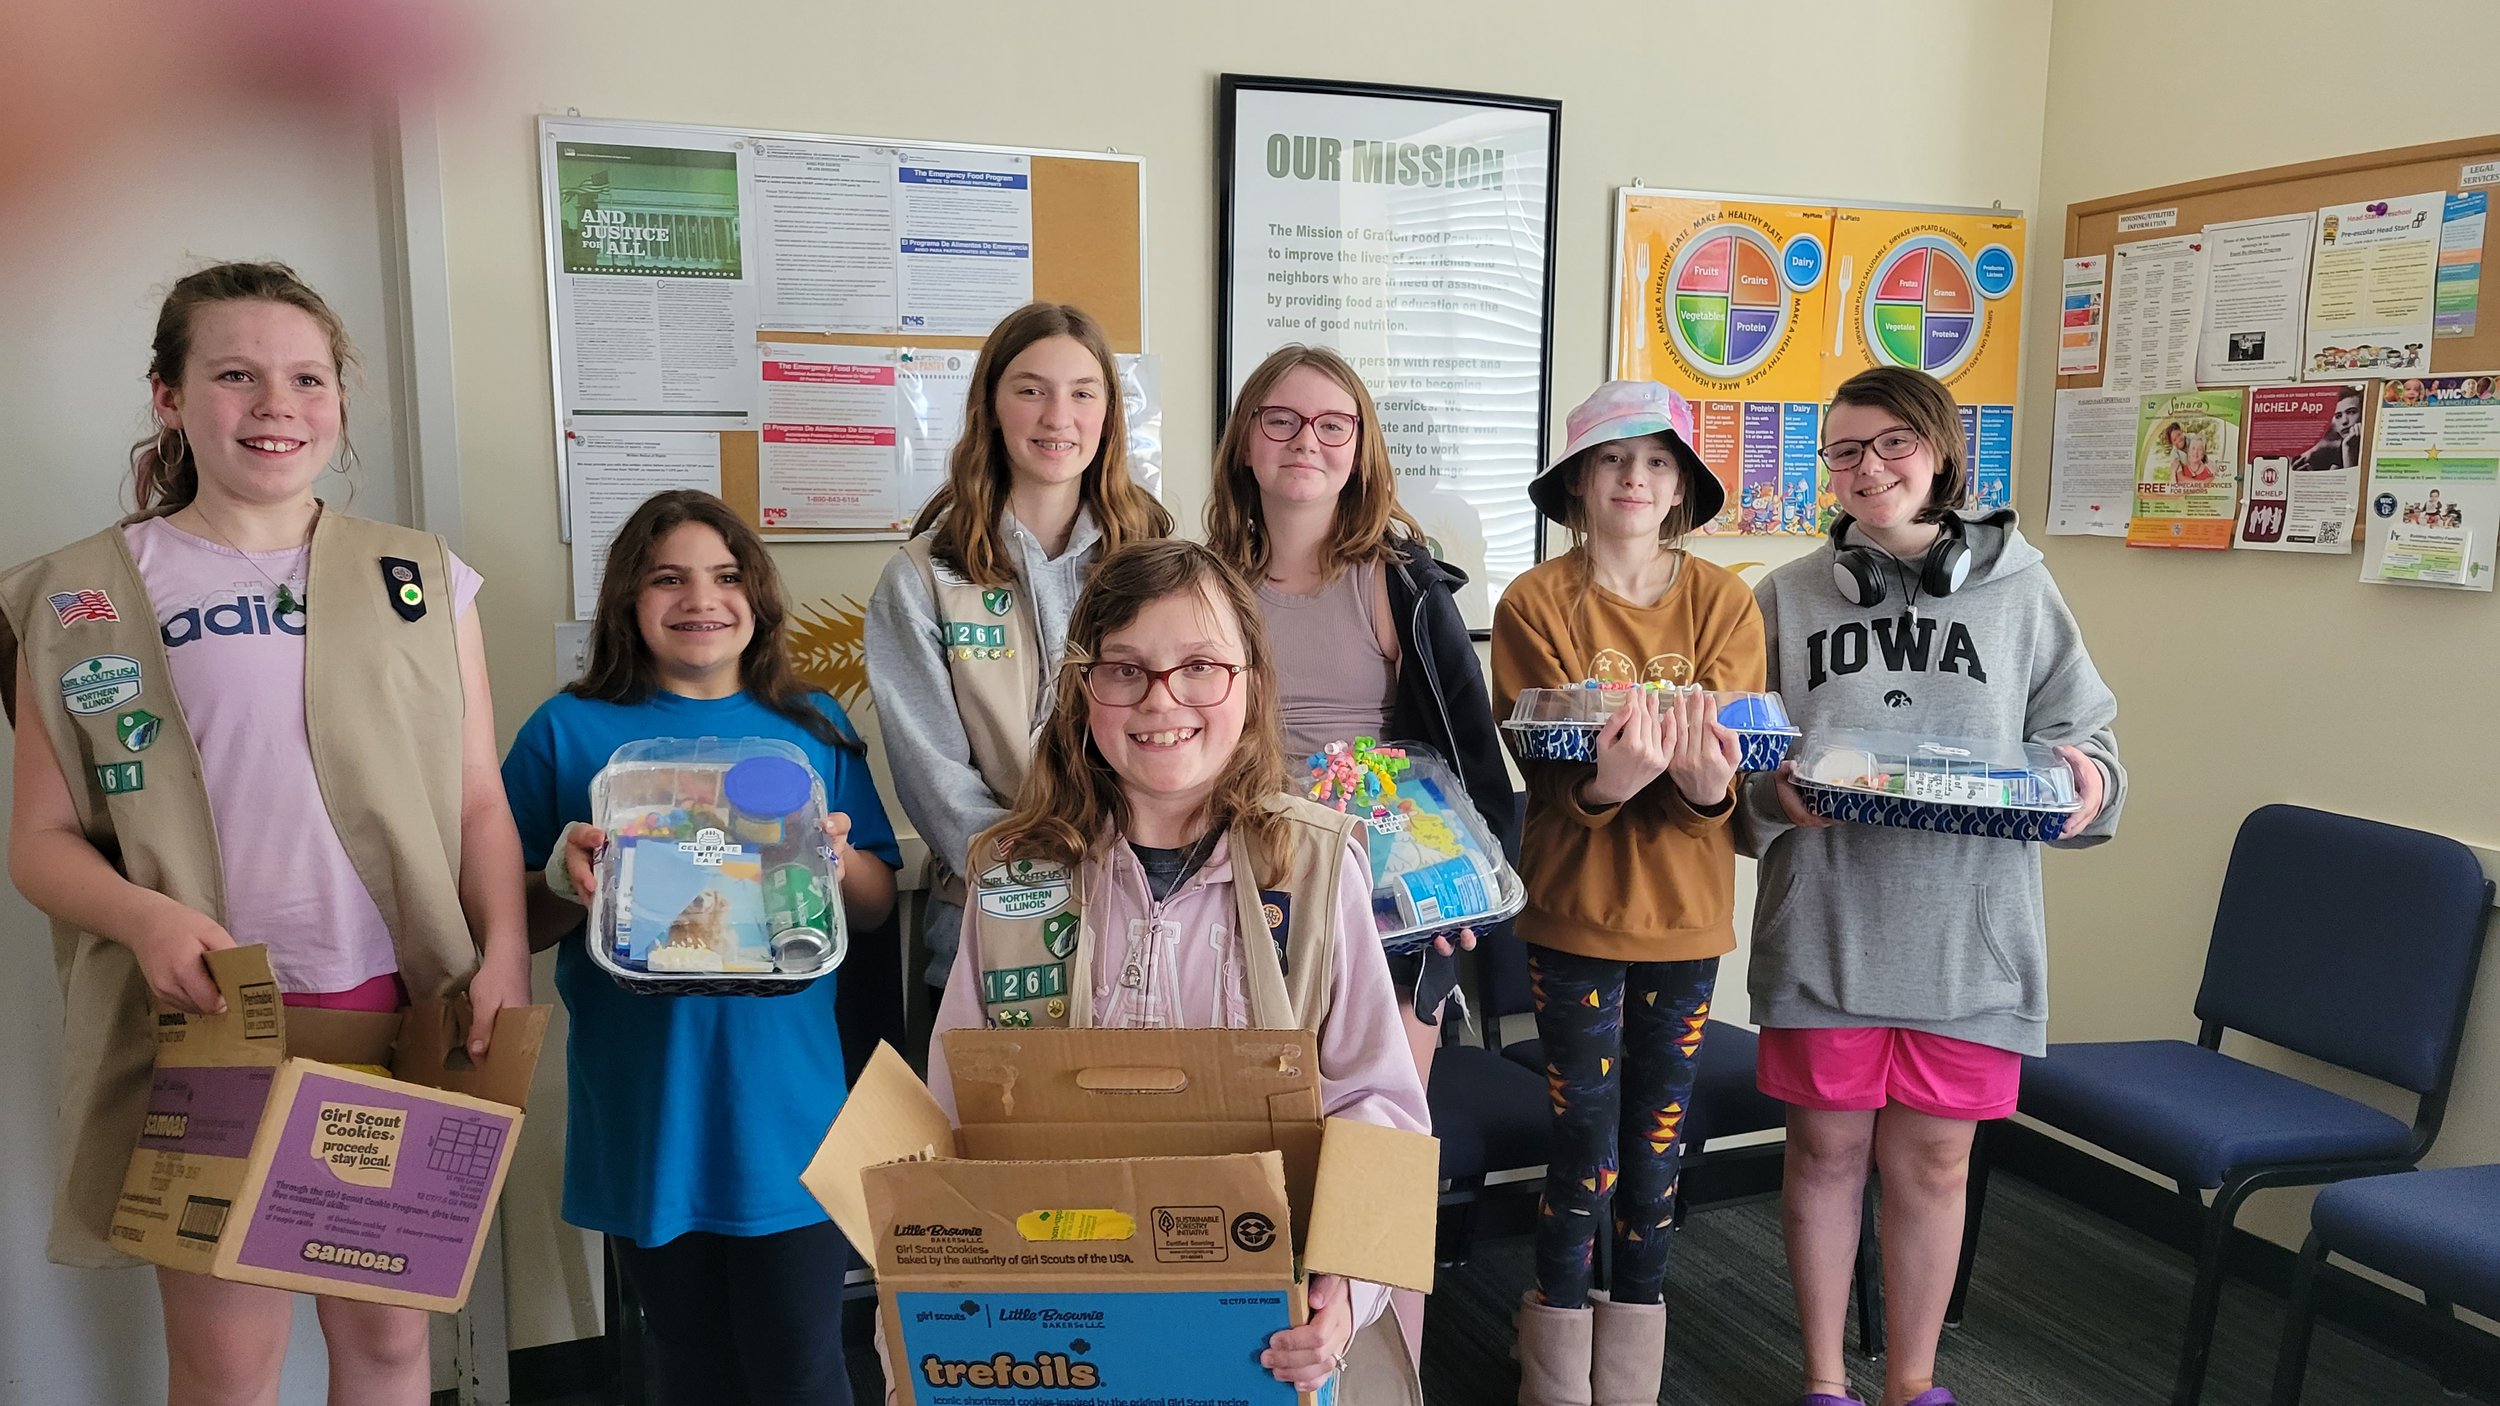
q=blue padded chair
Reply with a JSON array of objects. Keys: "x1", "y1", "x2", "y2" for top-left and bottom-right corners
[
  {"x1": 1430, "y1": 924, "x2": 1560, "y2": 1265},
  {"x1": 1963, "y1": 805, "x2": 2492, "y2": 1406},
  {"x1": 2270, "y1": 1164, "x2": 2500, "y2": 1404},
  {"x1": 1428, "y1": 788, "x2": 1551, "y2": 1265}
]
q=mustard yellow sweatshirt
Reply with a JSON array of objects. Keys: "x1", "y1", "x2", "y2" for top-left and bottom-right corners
[{"x1": 1490, "y1": 551, "x2": 1767, "y2": 962}]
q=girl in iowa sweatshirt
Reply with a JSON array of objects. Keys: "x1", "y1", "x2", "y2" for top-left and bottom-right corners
[{"x1": 1740, "y1": 367, "x2": 2125, "y2": 1406}]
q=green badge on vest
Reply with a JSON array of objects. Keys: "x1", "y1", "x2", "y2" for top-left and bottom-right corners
[
  {"x1": 983, "y1": 587, "x2": 1013, "y2": 616},
  {"x1": 1041, "y1": 912, "x2": 1078, "y2": 959},
  {"x1": 116, "y1": 709, "x2": 162, "y2": 753},
  {"x1": 94, "y1": 761, "x2": 144, "y2": 795},
  {"x1": 983, "y1": 962, "x2": 1067, "y2": 1005},
  {"x1": 945, "y1": 621, "x2": 1007, "y2": 649}
]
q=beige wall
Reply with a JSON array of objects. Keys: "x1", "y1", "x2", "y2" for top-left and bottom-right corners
[
  {"x1": 2026, "y1": 0, "x2": 2500, "y2": 1265},
  {"x1": 432, "y1": 0, "x2": 2059, "y2": 1347}
]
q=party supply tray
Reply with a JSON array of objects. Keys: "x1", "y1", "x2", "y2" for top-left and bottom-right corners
[
  {"x1": 587, "y1": 737, "x2": 847, "y2": 995},
  {"x1": 1502, "y1": 685, "x2": 1800, "y2": 772},
  {"x1": 1790, "y1": 730, "x2": 2081, "y2": 842},
  {"x1": 1305, "y1": 738, "x2": 1524, "y2": 955}
]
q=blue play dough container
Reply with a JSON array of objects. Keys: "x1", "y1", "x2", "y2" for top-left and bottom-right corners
[
  {"x1": 1718, "y1": 692, "x2": 1799, "y2": 773},
  {"x1": 1790, "y1": 730, "x2": 2081, "y2": 842}
]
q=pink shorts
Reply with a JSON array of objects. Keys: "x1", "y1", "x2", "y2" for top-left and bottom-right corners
[{"x1": 1757, "y1": 1025, "x2": 2021, "y2": 1121}]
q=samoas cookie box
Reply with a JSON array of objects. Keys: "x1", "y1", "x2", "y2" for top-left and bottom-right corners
[
  {"x1": 587, "y1": 737, "x2": 847, "y2": 995},
  {"x1": 1503, "y1": 684, "x2": 1800, "y2": 774},
  {"x1": 1305, "y1": 738, "x2": 1524, "y2": 955},
  {"x1": 1789, "y1": 730, "x2": 2082, "y2": 842}
]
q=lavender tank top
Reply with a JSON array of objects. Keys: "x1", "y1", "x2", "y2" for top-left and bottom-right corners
[{"x1": 1258, "y1": 558, "x2": 1398, "y2": 761}]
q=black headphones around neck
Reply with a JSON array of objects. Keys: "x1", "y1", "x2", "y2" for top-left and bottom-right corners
[{"x1": 1830, "y1": 514, "x2": 1971, "y2": 608}]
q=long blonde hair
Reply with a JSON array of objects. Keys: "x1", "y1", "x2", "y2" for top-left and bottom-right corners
[
  {"x1": 993, "y1": 540, "x2": 1291, "y2": 885},
  {"x1": 1205, "y1": 344, "x2": 1420, "y2": 582},
  {"x1": 910, "y1": 302, "x2": 1172, "y2": 586}
]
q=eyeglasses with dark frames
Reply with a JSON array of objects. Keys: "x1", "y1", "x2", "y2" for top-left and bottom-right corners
[
  {"x1": 1254, "y1": 406, "x2": 1360, "y2": 448},
  {"x1": 1817, "y1": 428, "x2": 1926, "y2": 472},
  {"x1": 1077, "y1": 658, "x2": 1249, "y2": 708}
]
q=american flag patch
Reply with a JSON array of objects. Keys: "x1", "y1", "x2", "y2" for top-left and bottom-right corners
[{"x1": 48, "y1": 590, "x2": 118, "y2": 626}]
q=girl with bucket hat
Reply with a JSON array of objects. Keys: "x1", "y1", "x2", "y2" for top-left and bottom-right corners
[{"x1": 1490, "y1": 381, "x2": 1765, "y2": 1406}]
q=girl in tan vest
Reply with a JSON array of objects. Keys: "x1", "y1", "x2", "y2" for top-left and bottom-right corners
[
  {"x1": 2, "y1": 263, "x2": 532, "y2": 1404},
  {"x1": 864, "y1": 303, "x2": 1169, "y2": 1003},
  {"x1": 925, "y1": 540, "x2": 1428, "y2": 1403}
]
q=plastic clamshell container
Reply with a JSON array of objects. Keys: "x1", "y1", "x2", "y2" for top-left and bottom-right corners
[
  {"x1": 587, "y1": 737, "x2": 848, "y2": 995},
  {"x1": 1303, "y1": 740, "x2": 1524, "y2": 956},
  {"x1": 1501, "y1": 687, "x2": 1800, "y2": 772},
  {"x1": 1790, "y1": 730, "x2": 2082, "y2": 842}
]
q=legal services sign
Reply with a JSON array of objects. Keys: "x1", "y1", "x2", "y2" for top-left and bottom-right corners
[{"x1": 1218, "y1": 75, "x2": 1562, "y2": 631}]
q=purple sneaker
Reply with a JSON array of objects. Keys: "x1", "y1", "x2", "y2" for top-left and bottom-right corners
[
  {"x1": 1794, "y1": 1396, "x2": 1862, "y2": 1406},
  {"x1": 1898, "y1": 1392, "x2": 1957, "y2": 1406}
]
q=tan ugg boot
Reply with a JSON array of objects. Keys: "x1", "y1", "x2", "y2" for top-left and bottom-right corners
[
  {"x1": 1514, "y1": 1293, "x2": 1595, "y2": 1406},
  {"x1": 1587, "y1": 1289, "x2": 1666, "y2": 1406}
]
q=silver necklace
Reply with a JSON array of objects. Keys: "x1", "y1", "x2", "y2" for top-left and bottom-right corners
[{"x1": 188, "y1": 501, "x2": 320, "y2": 614}]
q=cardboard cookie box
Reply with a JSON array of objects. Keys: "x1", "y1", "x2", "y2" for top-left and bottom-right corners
[
  {"x1": 806, "y1": 1028, "x2": 1440, "y2": 1406},
  {"x1": 111, "y1": 945, "x2": 548, "y2": 1311}
]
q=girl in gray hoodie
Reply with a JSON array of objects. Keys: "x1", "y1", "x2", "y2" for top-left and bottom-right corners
[{"x1": 1738, "y1": 368, "x2": 2125, "y2": 1406}]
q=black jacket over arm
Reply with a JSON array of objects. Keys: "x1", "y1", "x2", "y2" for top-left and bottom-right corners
[{"x1": 1383, "y1": 537, "x2": 1518, "y2": 1022}]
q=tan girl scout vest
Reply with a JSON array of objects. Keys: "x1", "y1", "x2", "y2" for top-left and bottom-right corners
[
  {"x1": 902, "y1": 533, "x2": 1044, "y2": 906},
  {"x1": 967, "y1": 795, "x2": 1360, "y2": 1032},
  {"x1": 966, "y1": 793, "x2": 1427, "y2": 1406},
  {"x1": 0, "y1": 512, "x2": 477, "y2": 1266}
]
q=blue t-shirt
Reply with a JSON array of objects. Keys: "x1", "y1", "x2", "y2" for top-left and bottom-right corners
[{"x1": 501, "y1": 688, "x2": 902, "y2": 1246}]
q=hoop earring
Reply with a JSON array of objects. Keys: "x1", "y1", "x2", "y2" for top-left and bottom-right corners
[{"x1": 155, "y1": 425, "x2": 187, "y2": 468}]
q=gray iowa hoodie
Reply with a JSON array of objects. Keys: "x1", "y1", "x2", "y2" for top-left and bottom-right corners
[{"x1": 1737, "y1": 509, "x2": 2126, "y2": 1057}]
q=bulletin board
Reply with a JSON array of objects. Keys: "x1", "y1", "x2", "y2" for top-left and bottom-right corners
[
  {"x1": 2054, "y1": 135, "x2": 2500, "y2": 582},
  {"x1": 538, "y1": 114, "x2": 1147, "y2": 597},
  {"x1": 2059, "y1": 134, "x2": 2500, "y2": 391}
]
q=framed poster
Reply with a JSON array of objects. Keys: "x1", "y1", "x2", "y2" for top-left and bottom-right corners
[
  {"x1": 1219, "y1": 75, "x2": 1561, "y2": 631},
  {"x1": 1609, "y1": 188, "x2": 2026, "y2": 535}
]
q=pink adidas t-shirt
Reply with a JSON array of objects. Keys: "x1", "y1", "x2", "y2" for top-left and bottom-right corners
[{"x1": 124, "y1": 517, "x2": 482, "y2": 993}]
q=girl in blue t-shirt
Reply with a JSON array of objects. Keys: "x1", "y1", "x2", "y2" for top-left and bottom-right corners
[{"x1": 503, "y1": 491, "x2": 899, "y2": 1406}]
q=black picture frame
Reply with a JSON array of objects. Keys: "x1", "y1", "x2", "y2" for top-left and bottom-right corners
[{"x1": 1216, "y1": 73, "x2": 1563, "y2": 637}]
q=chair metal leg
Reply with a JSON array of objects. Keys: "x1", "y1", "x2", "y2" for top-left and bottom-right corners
[
  {"x1": 1441, "y1": 1183, "x2": 1484, "y2": 1268},
  {"x1": 2172, "y1": 1174, "x2": 2259, "y2": 1406},
  {"x1": 2268, "y1": 1232, "x2": 2326, "y2": 1406},
  {"x1": 1855, "y1": 1174, "x2": 1886, "y2": 1359},
  {"x1": 605, "y1": 1233, "x2": 651, "y2": 1406},
  {"x1": 1945, "y1": 1120, "x2": 1991, "y2": 1327},
  {"x1": 2424, "y1": 1295, "x2": 2464, "y2": 1395}
]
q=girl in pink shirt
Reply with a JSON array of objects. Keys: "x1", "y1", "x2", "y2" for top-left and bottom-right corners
[
  {"x1": 927, "y1": 539, "x2": 1427, "y2": 1399},
  {"x1": 6, "y1": 263, "x2": 531, "y2": 1405}
]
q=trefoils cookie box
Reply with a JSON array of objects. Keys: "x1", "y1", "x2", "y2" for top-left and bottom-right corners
[
  {"x1": 112, "y1": 945, "x2": 548, "y2": 1311},
  {"x1": 803, "y1": 1029, "x2": 1441, "y2": 1406}
]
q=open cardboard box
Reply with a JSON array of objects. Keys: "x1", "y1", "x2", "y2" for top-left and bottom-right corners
[
  {"x1": 804, "y1": 1027, "x2": 1441, "y2": 1406},
  {"x1": 112, "y1": 945, "x2": 548, "y2": 1312}
]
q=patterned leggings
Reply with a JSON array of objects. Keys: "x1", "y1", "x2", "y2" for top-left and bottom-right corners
[{"x1": 1528, "y1": 944, "x2": 1719, "y2": 1309}]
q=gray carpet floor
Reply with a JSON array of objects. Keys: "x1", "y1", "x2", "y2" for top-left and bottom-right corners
[
  {"x1": 1420, "y1": 1175, "x2": 2481, "y2": 1406},
  {"x1": 512, "y1": 1172, "x2": 2487, "y2": 1405}
]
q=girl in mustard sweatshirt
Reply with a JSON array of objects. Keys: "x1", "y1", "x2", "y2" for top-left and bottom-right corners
[{"x1": 1490, "y1": 382, "x2": 1767, "y2": 1406}]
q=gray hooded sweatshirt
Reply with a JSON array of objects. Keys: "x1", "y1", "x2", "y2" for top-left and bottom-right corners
[
  {"x1": 866, "y1": 509, "x2": 1104, "y2": 985},
  {"x1": 1737, "y1": 510, "x2": 2125, "y2": 1056}
]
